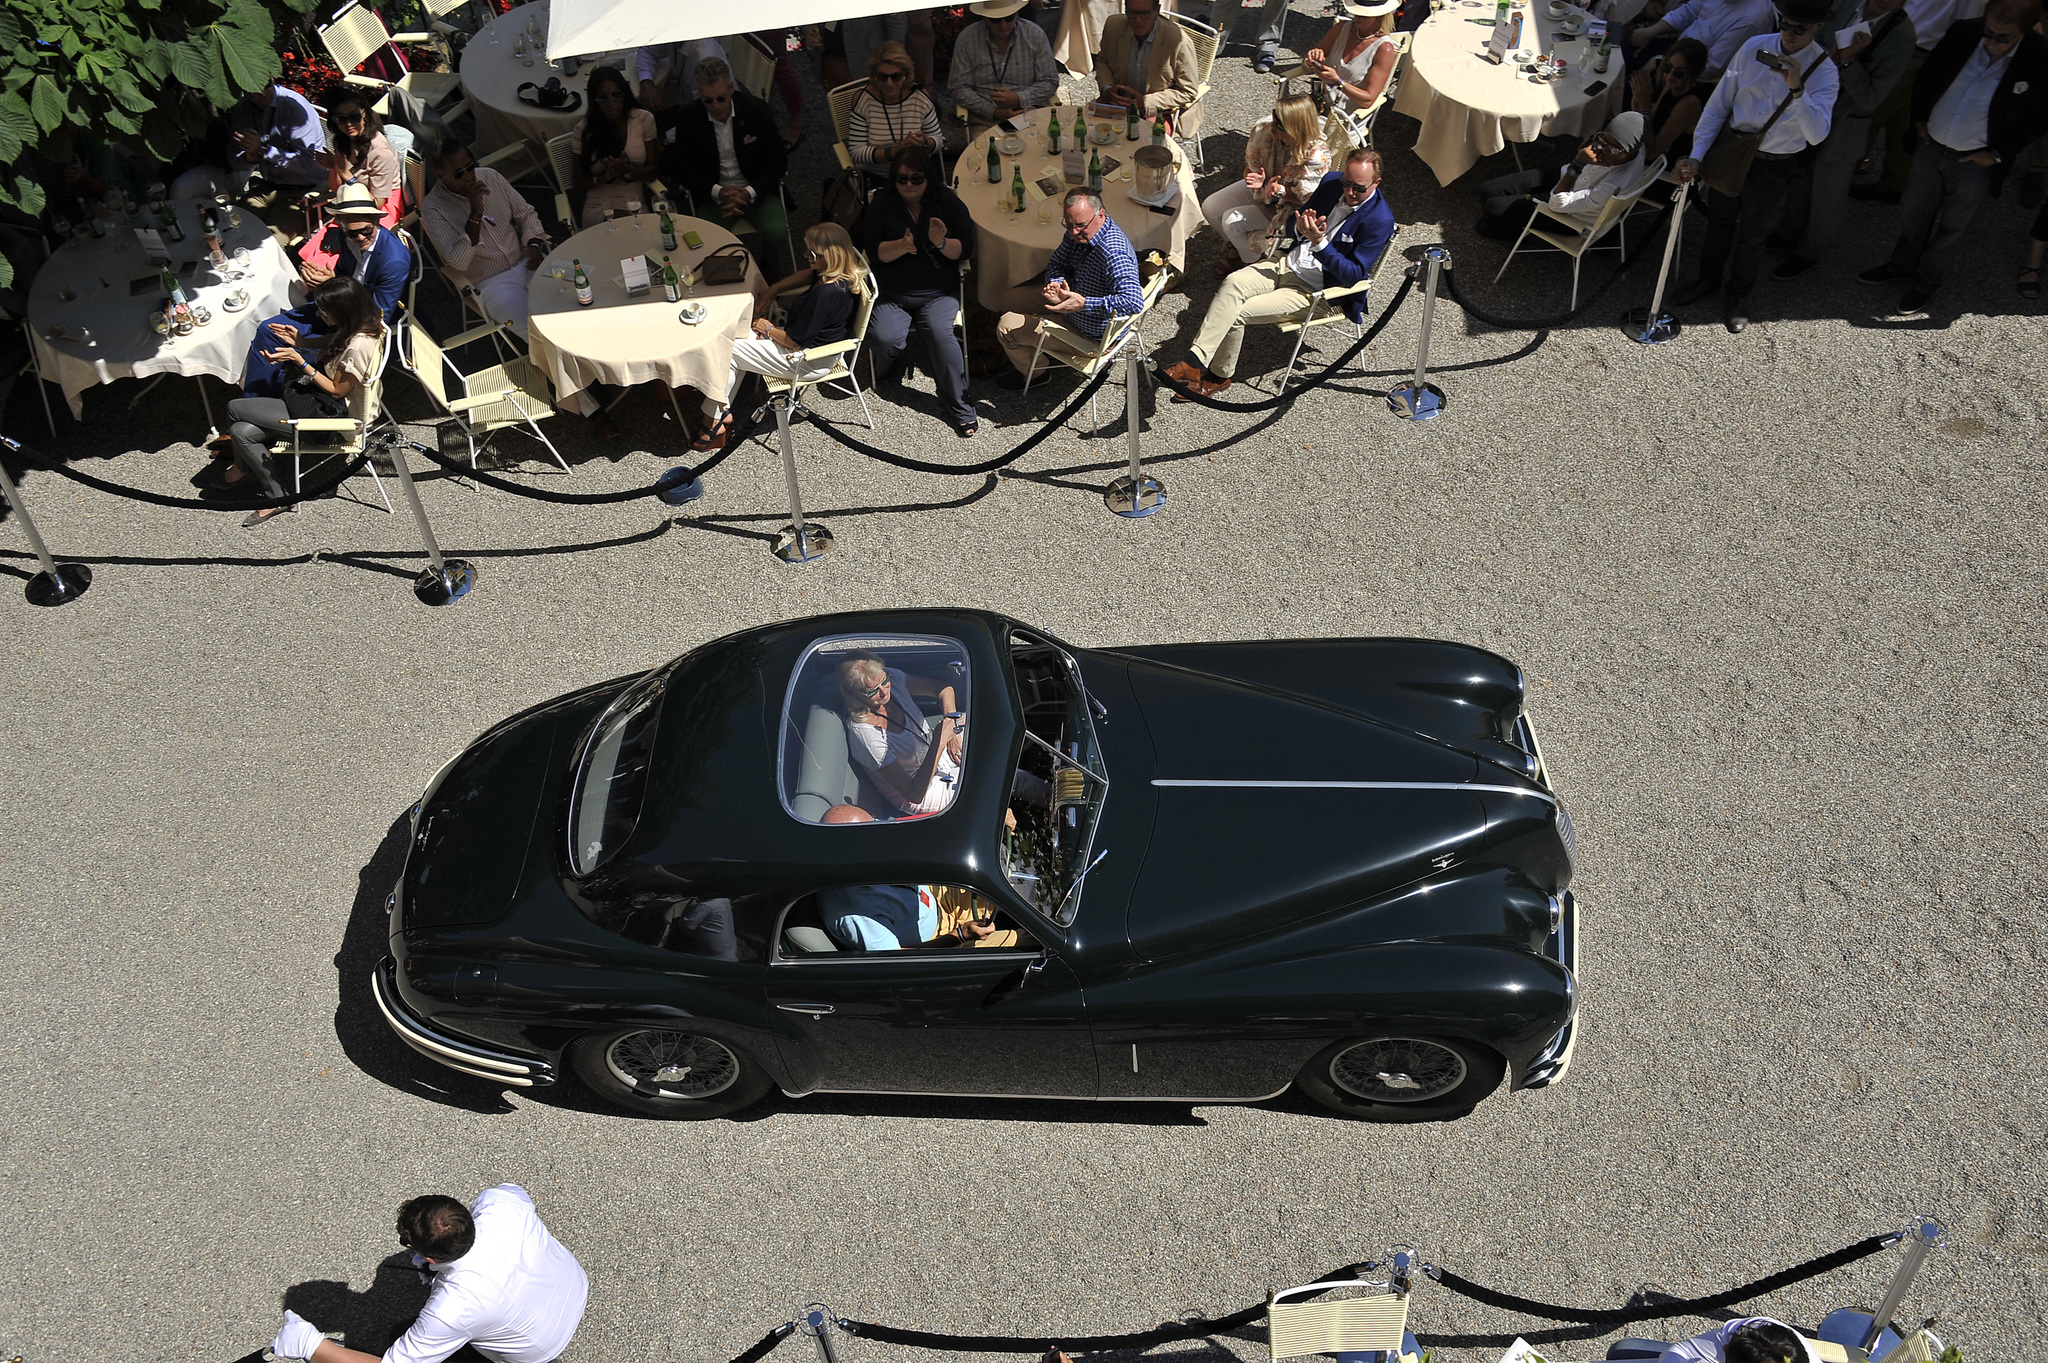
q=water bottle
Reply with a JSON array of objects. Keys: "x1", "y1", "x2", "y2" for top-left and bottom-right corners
[
  {"x1": 159, "y1": 266, "x2": 188, "y2": 308},
  {"x1": 662, "y1": 255, "x2": 680, "y2": 302},
  {"x1": 1047, "y1": 107, "x2": 1062, "y2": 153},
  {"x1": 1088, "y1": 147, "x2": 1103, "y2": 192},
  {"x1": 987, "y1": 135, "x2": 1002, "y2": 184},
  {"x1": 1012, "y1": 165, "x2": 1026, "y2": 213},
  {"x1": 572, "y1": 258, "x2": 593, "y2": 306},
  {"x1": 659, "y1": 205, "x2": 677, "y2": 252},
  {"x1": 1151, "y1": 112, "x2": 1167, "y2": 145},
  {"x1": 1126, "y1": 103, "x2": 1140, "y2": 141}
]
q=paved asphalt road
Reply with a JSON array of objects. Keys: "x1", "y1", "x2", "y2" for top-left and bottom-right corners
[{"x1": 2, "y1": 8, "x2": 2044, "y2": 1362}]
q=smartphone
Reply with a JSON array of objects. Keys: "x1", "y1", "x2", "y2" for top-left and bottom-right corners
[
  {"x1": 1583, "y1": 79, "x2": 1608, "y2": 95},
  {"x1": 996, "y1": 116, "x2": 1019, "y2": 132},
  {"x1": 1756, "y1": 47, "x2": 1788, "y2": 68}
]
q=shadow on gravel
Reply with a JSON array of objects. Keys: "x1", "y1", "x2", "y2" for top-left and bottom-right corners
[
  {"x1": 685, "y1": 473, "x2": 1002, "y2": 545},
  {"x1": 334, "y1": 810, "x2": 518, "y2": 1115},
  {"x1": 520, "y1": 1079, "x2": 1217, "y2": 1127}
]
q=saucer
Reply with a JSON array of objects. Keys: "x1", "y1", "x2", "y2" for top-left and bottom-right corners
[
  {"x1": 1090, "y1": 126, "x2": 1118, "y2": 144},
  {"x1": 999, "y1": 136, "x2": 1024, "y2": 156},
  {"x1": 222, "y1": 293, "x2": 249, "y2": 311},
  {"x1": 678, "y1": 303, "x2": 708, "y2": 325}
]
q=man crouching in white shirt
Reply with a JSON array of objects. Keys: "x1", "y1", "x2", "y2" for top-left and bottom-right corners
[{"x1": 271, "y1": 1184, "x2": 588, "y2": 1363}]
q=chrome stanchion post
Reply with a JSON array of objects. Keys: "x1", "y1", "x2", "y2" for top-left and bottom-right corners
[
  {"x1": 1621, "y1": 180, "x2": 1690, "y2": 344},
  {"x1": 1860, "y1": 1216, "x2": 1948, "y2": 1354},
  {"x1": 770, "y1": 395, "x2": 833, "y2": 563},
  {"x1": 386, "y1": 436, "x2": 475, "y2": 606},
  {"x1": 1387, "y1": 247, "x2": 1448, "y2": 420},
  {"x1": 801, "y1": 1303, "x2": 847, "y2": 1363},
  {"x1": 1104, "y1": 344, "x2": 1165, "y2": 517},
  {"x1": 0, "y1": 434, "x2": 92, "y2": 607}
]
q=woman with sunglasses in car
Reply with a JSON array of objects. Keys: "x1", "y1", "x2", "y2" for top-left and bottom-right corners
[
  {"x1": 846, "y1": 41, "x2": 943, "y2": 178},
  {"x1": 861, "y1": 146, "x2": 980, "y2": 438},
  {"x1": 570, "y1": 65, "x2": 660, "y2": 227}
]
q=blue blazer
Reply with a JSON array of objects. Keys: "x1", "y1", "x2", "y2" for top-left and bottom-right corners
[
  {"x1": 1300, "y1": 171, "x2": 1395, "y2": 322},
  {"x1": 333, "y1": 224, "x2": 412, "y2": 320}
]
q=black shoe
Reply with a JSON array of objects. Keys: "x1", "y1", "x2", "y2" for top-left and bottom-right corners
[
  {"x1": 953, "y1": 422, "x2": 978, "y2": 439},
  {"x1": 1724, "y1": 301, "x2": 1749, "y2": 334},
  {"x1": 1848, "y1": 184, "x2": 1902, "y2": 203},
  {"x1": 1669, "y1": 279, "x2": 1719, "y2": 307},
  {"x1": 1764, "y1": 231, "x2": 1799, "y2": 249},
  {"x1": 1857, "y1": 262, "x2": 1911, "y2": 285},
  {"x1": 992, "y1": 368, "x2": 1038, "y2": 390},
  {"x1": 1890, "y1": 289, "x2": 1933, "y2": 317},
  {"x1": 1771, "y1": 255, "x2": 1819, "y2": 281}
]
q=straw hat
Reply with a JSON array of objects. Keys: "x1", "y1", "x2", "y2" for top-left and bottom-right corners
[
  {"x1": 324, "y1": 183, "x2": 383, "y2": 220},
  {"x1": 971, "y1": 0, "x2": 1028, "y2": 16}
]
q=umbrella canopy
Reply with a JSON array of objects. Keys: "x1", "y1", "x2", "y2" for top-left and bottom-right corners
[{"x1": 546, "y1": 1, "x2": 916, "y2": 60}]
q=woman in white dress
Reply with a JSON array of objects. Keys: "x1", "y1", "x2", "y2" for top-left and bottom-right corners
[
  {"x1": 1303, "y1": 0, "x2": 1405, "y2": 115},
  {"x1": 1199, "y1": 92, "x2": 1331, "y2": 269}
]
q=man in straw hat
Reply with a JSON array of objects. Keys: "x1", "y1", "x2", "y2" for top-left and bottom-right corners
[
  {"x1": 951, "y1": 0, "x2": 1061, "y2": 141},
  {"x1": 241, "y1": 182, "x2": 411, "y2": 398}
]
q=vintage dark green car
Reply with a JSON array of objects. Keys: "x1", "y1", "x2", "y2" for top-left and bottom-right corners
[{"x1": 374, "y1": 611, "x2": 1579, "y2": 1121}]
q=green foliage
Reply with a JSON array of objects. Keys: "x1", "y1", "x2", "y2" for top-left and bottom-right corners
[{"x1": 0, "y1": 0, "x2": 320, "y2": 284}]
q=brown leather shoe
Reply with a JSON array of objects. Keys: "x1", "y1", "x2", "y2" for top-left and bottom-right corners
[
  {"x1": 1169, "y1": 367, "x2": 1231, "y2": 402},
  {"x1": 1163, "y1": 360, "x2": 1203, "y2": 386}
]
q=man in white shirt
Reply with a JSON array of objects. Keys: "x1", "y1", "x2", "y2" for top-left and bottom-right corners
[
  {"x1": 1629, "y1": 0, "x2": 1778, "y2": 76},
  {"x1": 421, "y1": 142, "x2": 547, "y2": 341},
  {"x1": 1856, "y1": 0, "x2": 2047, "y2": 310},
  {"x1": 634, "y1": 37, "x2": 727, "y2": 109},
  {"x1": 1672, "y1": 0, "x2": 1842, "y2": 331},
  {"x1": 270, "y1": 1184, "x2": 588, "y2": 1363},
  {"x1": 1859, "y1": 0, "x2": 1988, "y2": 196},
  {"x1": 950, "y1": 1, "x2": 1061, "y2": 140}
]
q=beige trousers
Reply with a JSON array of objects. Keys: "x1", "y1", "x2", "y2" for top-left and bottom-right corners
[
  {"x1": 994, "y1": 283, "x2": 1104, "y2": 377},
  {"x1": 1189, "y1": 259, "x2": 1316, "y2": 379}
]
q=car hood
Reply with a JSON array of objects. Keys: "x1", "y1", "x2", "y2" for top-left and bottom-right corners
[{"x1": 1121, "y1": 659, "x2": 1501, "y2": 961}]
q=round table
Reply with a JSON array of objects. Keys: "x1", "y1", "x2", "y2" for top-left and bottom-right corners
[
  {"x1": 526, "y1": 214, "x2": 765, "y2": 416},
  {"x1": 462, "y1": 2, "x2": 629, "y2": 158},
  {"x1": 953, "y1": 108, "x2": 1202, "y2": 312},
  {"x1": 26, "y1": 203, "x2": 297, "y2": 423},
  {"x1": 1391, "y1": 0, "x2": 1644, "y2": 185}
]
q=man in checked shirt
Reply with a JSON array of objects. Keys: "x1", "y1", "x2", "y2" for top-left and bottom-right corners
[{"x1": 994, "y1": 188, "x2": 1147, "y2": 388}]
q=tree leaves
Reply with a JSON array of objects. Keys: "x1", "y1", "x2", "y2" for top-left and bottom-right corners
[
  {"x1": 29, "y1": 73, "x2": 67, "y2": 133},
  {"x1": 0, "y1": 90, "x2": 31, "y2": 162}
]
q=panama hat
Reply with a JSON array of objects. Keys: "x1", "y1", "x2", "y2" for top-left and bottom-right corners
[
  {"x1": 1344, "y1": 0, "x2": 1402, "y2": 15},
  {"x1": 324, "y1": 182, "x2": 384, "y2": 221},
  {"x1": 971, "y1": 0, "x2": 1028, "y2": 17}
]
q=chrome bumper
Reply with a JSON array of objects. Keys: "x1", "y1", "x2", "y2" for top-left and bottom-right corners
[
  {"x1": 372, "y1": 958, "x2": 555, "y2": 1088},
  {"x1": 1521, "y1": 889, "x2": 1579, "y2": 1089}
]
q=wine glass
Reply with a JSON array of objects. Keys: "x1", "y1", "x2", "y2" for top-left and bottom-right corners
[
  {"x1": 625, "y1": 197, "x2": 642, "y2": 228},
  {"x1": 230, "y1": 246, "x2": 251, "y2": 280},
  {"x1": 603, "y1": 206, "x2": 617, "y2": 234}
]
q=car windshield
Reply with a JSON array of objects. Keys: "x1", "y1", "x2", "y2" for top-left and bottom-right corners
[
  {"x1": 568, "y1": 671, "x2": 668, "y2": 875},
  {"x1": 1004, "y1": 632, "x2": 1107, "y2": 926},
  {"x1": 779, "y1": 634, "x2": 972, "y2": 824}
]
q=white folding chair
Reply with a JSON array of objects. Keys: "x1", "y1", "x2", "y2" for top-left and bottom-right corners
[
  {"x1": 763, "y1": 269, "x2": 880, "y2": 430},
  {"x1": 1176, "y1": 16, "x2": 1222, "y2": 168},
  {"x1": 401, "y1": 149, "x2": 527, "y2": 360},
  {"x1": 3, "y1": 300, "x2": 62, "y2": 438},
  {"x1": 269, "y1": 322, "x2": 398, "y2": 513},
  {"x1": 1267, "y1": 1281, "x2": 1410, "y2": 1363},
  {"x1": 1023, "y1": 262, "x2": 1172, "y2": 432},
  {"x1": 1493, "y1": 154, "x2": 1666, "y2": 309},
  {"x1": 1315, "y1": 31, "x2": 1410, "y2": 151},
  {"x1": 321, "y1": 0, "x2": 467, "y2": 122},
  {"x1": 826, "y1": 78, "x2": 870, "y2": 172},
  {"x1": 403, "y1": 313, "x2": 567, "y2": 472},
  {"x1": 543, "y1": 133, "x2": 681, "y2": 234},
  {"x1": 1270, "y1": 239, "x2": 1397, "y2": 392}
]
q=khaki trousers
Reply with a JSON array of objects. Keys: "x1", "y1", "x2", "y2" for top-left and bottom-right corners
[
  {"x1": 1189, "y1": 259, "x2": 1316, "y2": 379},
  {"x1": 995, "y1": 283, "x2": 1104, "y2": 377}
]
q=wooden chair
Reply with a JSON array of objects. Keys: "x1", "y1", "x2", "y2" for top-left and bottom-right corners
[
  {"x1": 1267, "y1": 1281, "x2": 1411, "y2": 1363},
  {"x1": 269, "y1": 321, "x2": 399, "y2": 513},
  {"x1": 1176, "y1": 15, "x2": 1222, "y2": 168},
  {"x1": 1493, "y1": 154, "x2": 1666, "y2": 309},
  {"x1": 1022, "y1": 261, "x2": 1172, "y2": 431},
  {"x1": 403, "y1": 313, "x2": 566, "y2": 472},
  {"x1": 320, "y1": 0, "x2": 467, "y2": 123}
]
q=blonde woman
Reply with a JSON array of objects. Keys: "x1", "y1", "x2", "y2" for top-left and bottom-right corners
[
  {"x1": 834, "y1": 653, "x2": 962, "y2": 817},
  {"x1": 1200, "y1": 92, "x2": 1331, "y2": 269},
  {"x1": 845, "y1": 41, "x2": 943, "y2": 175},
  {"x1": 693, "y1": 222, "x2": 867, "y2": 452},
  {"x1": 1303, "y1": 0, "x2": 1404, "y2": 115}
]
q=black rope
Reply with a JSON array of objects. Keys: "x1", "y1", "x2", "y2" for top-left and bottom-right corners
[
  {"x1": 804, "y1": 359, "x2": 1118, "y2": 475},
  {"x1": 728, "y1": 1322, "x2": 797, "y2": 1363},
  {"x1": 1426, "y1": 1232, "x2": 1896, "y2": 1327},
  {"x1": 397, "y1": 412, "x2": 757, "y2": 504},
  {"x1": 1146, "y1": 268, "x2": 1417, "y2": 412},
  {"x1": 1439, "y1": 194, "x2": 1682, "y2": 331},
  {"x1": 6, "y1": 434, "x2": 375, "y2": 512}
]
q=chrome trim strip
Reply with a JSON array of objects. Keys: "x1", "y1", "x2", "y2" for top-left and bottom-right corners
[
  {"x1": 1152, "y1": 779, "x2": 1555, "y2": 802},
  {"x1": 371, "y1": 963, "x2": 551, "y2": 1082},
  {"x1": 791, "y1": 1081, "x2": 1296, "y2": 1104}
]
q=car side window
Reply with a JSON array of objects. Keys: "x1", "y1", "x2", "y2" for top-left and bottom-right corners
[
  {"x1": 578, "y1": 885, "x2": 779, "y2": 963},
  {"x1": 777, "y1": 886, "x2": 1040, "y2": 958},
  {"x1": 779, "y1": 634, "x2": 972, "y2": 825}
]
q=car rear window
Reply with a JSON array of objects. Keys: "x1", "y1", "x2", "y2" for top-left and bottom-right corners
[{"x1": 779, "y1": 634, "x2": 971, "y2": 824}]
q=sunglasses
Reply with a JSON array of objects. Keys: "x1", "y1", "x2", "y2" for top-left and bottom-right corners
[
  {"x1": 862, "y1": 681, "x2": 889, "y2": 702},
  {"x1": 446, "y1": 162, "x2": 475, "y2": 178},
  {"x1": 595, "y1": 89, "x2": 627, "y2": 101},
  {"x1": 342, "y1": 223, "x2": 378, "y2": 236},
  {"x1": 895, "y1": 172, "x2": 927, "y2": 185},
  {"x1": 703, "y1": 92, "x2": 733, "y2": 104},
  {"x1": 1983, "y1": 23, "x2": 2022, "y2": 43},
  {"x1": 1341, "y1": 178, "x2": 1374, "y2": 194},
  {"x1": 876, "y1": 69, "x2": 909, "y2": 82},
  {"x1": 333, "y1": 110, "x2": 367, "y2": 124}
]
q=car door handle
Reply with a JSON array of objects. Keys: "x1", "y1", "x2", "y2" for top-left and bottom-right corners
[{"x1": 776, "y1": 1003, "x2": 836, "y2": 1016}]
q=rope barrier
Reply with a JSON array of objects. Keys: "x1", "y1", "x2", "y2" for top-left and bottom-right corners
[
  {"x1": 1438, "y1": 195, "x2": 1682, "y2": 332},
  {"x1": 28, "y1": 451, "x2": 375, "y2": 512},
  {"x1": 1147, "y1": 269, "x2": 1417, "y2": 412},
  {"x1": 727, "y1": 1322, "x2": 797, "y2": 1363},
  {"x1": 804, "y1": 357, "x2": 1118, "y2": 476},
  {"x1": 398, "y1": 410, "x2": 762, "y2": 504}
]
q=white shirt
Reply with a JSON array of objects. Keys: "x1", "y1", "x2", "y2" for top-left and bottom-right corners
[
  {"x1": 1549, "y1": 149, "x2": 1647, "y2": 221},
  {"x1": 349, "y1": 225, "x2": 381, "y2": 284},
  {"x1": 1662, "y1": 0, "x2": 1777, "y2": 73},
  {"x1": 710, "y1": 111, "x2": 744, "y2": 187},
  {"x1": 1904, "y1": 0, "x2": 1984, "y2": 49},
  {"x1": 1285, "y1": 197, "x2": 1355, "y2": 289},
  {"x1": 1657, "y1": 1317, "x2": 1822, "y2": 1363},
  {"x1": 1691, "y1": 35, "x2": 1841, "y2": 155},
  {"x1": 1924, "y1": 36, "x2": 2013, "y2": 148},
  {"x1": 385, "y1": 1185, "x2": 589, "y2": 1363}
]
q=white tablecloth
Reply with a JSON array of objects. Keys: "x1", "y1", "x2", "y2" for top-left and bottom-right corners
[
  {"x1": 953, "y1": 108, "x2": 1201, "y2": 311},
  {"x1": 1392, "y1": 0, "x2": 1643, "y2": 185},
  {"x1": 26, "y1": 205, "x2": 297, "y2": 420},
  {"x1": 527, "y1": 215, "x2": 765, "y2": 415},
  {"x1": 463, "y1": 2, "x2": 629, "y2": 157}
]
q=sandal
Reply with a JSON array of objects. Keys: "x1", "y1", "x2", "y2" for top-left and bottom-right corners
[
  {"x1": 2019, "y1": 267, "x2": 2041, "y2": 300},
  {"x1": 690, "y1": 411, "x2": 734, "y2": 453}
]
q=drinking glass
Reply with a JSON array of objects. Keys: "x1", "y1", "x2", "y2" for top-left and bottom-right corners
[
  {"x1": 1037, "y1": 202, "x2": 1052, "y2": 225},
  {"x1": 514, "y1": 34, "x2": 526, "y2": 56},
  {"x1": 625, "y1": 198, "x2": 642, "y2": 224},
  {"x1": 603, "y1": 206, "x2": 617, "y2": 233},
  {"x1": 52, "y1": 215, "x2": 70, "y2": 238}
]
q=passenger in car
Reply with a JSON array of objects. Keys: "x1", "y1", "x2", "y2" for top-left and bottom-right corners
[
  {"x1": 816, "y1": 807, "x2": 1022, "y2": 950},
  {"x1": 835, "y1": 655, "x2": 964, "y2": 816}
]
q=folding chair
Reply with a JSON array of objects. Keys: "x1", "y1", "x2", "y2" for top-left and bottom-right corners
[
  {"x1": 1270, "y1": 240, "x2": 1398, "y2": 393},
  {"x1": 1493, "y1": 154, "x2": 1666, "y2": 309},
  {"x1": 321, "y1": 0, "x2": 467, "y2": 123},
  {"x1": 826, "y1": 78, "x2": 870, "y2": 172},
  {"x1": 403, "y1": 314, "x2": 567, "y2": 472},
  {"x1": 400, "y1": 149, "x2": 529, "y2": 357},
  {"x1": 543, "y1": 133, "x2": 682, "y2": 234},
  {"x1": 1176, "y1": 15, "x2": 1222, "y2": 169},
  {"x1": 3, "y1": 300, "x2": 62, "y2": 439},
  {"x1": 1267, "y1": 1280, "x2": 1412, "y2": 1363},
  {"x1": 1022, "y1": 264, "x2": 1172, "y2": 432},
  {"x1": 269, "y1": 322, "x2": 399, "y2": 513}
]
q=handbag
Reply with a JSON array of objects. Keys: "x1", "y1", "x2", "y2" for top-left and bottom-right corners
[
  {"x1": 283, "y1": 371, "x2": 348, "y2": 420},
  {"x1": 516, "y1": 79, "x2": 582, "y2": 113},
  {"x1": 820, "y1": 167, "x2": 868, "y2": 237},
  {"x1": 700, "y1": 243, "x2": 751, "y2": 286},
  {"x1": 1696, "y1": 50, "x2": 1820, "y2": 196}
]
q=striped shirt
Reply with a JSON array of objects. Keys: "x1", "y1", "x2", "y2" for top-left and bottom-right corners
[
  {"x1": 1043, "y1": 213, "x2": 1144, "y2": 339},
  {"x1": 422, "y1": 167, "x2": 544, "y2": 282},
  {"x1": 847, "y1": 88, "x2": 946, "y2": 164}
]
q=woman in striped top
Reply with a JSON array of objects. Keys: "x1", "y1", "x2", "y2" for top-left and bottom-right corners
[{"x1": 846, "y1": 41, "x2": 943, "y2": 177}]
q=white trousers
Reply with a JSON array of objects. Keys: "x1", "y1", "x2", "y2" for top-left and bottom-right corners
[
  {"x1": 704, "y1": 337, "x2": 840, "y2": 416},
  {"x1": 1201, "y1": 179, "x2": 1276, "y2": 264},
  {"x1": 472, "y1": 266, "x2": 532, "y2": 341}
]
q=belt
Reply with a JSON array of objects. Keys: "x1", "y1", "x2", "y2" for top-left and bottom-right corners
[
  {"x1": 1753, "y1": 149, "x2": 1798, "y2": 161},
  {"x1": 1930, "y1": 136, "x2": 1987, "y2": 155}
]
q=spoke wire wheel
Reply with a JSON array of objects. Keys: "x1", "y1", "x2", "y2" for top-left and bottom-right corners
[
  {"x1": 605, "y1": 1031, "x2": 741, "y2": 1099},
  {"x1": 1328, "y1": 1037, "x2": 1469, "y2": 1103}
]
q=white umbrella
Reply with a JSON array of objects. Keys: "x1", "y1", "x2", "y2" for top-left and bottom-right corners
[{"x1": 546, "y1": 0, "x2": 917, "y2": 61}]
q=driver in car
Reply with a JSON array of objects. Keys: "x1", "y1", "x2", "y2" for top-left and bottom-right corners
[
  {"x1": 836, "y1": 655, "x2": 964, "y2": 817},
  {"x1": 817, "y1": 806, "x2": 1021, "y2": 949}
]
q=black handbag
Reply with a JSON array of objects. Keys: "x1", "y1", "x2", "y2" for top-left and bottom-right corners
[
  {"x1": 284, "y1": 372, "x2": 347, "y2": 420},
  {"x1": 700, "y1": 243, "x2": 751, "y2": 286}
]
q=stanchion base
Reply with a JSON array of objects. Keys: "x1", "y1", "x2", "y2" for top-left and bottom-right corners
[
  {"x1": 25, "y1": 563, "x2": 92, "y2": 607},
  {"x1": 1620, "y1": 307, "x2": 1682, "y2": 344},
  {"x1": 414, "y1": 559, "x2": 476, "y2": 606},
  {"x1": 1104, "y1": 475, "x2": 1166, "y2": 518},
  {"x1": 1387, "y1": 382, "x2": 1446, "y2": 421},
  {"x1": 773, "y1": 522, "x2": 834, "y2": 564}
]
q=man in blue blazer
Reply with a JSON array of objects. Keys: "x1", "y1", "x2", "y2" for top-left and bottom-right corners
[
  {"x1": 241, "y1": 184, "x2": 412, "y2": 398},
  {"x1": 1165, "y1": 148, "x2": 1393, "y2": 397}
]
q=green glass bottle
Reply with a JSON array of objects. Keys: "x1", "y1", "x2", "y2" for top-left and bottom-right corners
[
  {"x1": 661, "y1": 255, "x2": 680, "y2": 303},
  {"x1": 1151, "y1": 112, "x2": 1167, "y2": 145},
  {"x1": 659, "y1": 205, "x2": 677, "y2": 252},
  {"x1": 572, "y1": 258, "x2": 593, "y2": 307},
  {"x1": 1126, "y1": 103, "x2": 1140, "y2": 141},
  {"x1": 1047, "y1": 106, "x2": 1062, "y2": 153},
  {"x1": 1011, "y1": 164, "x2": 1027, "y2": 213},
  {"x1": 1088, "y1": 146, "x2": 1103, "y2": 192},
  {"x1": 988, "y1": 135, "x2": 1002, "y2": 184}
]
